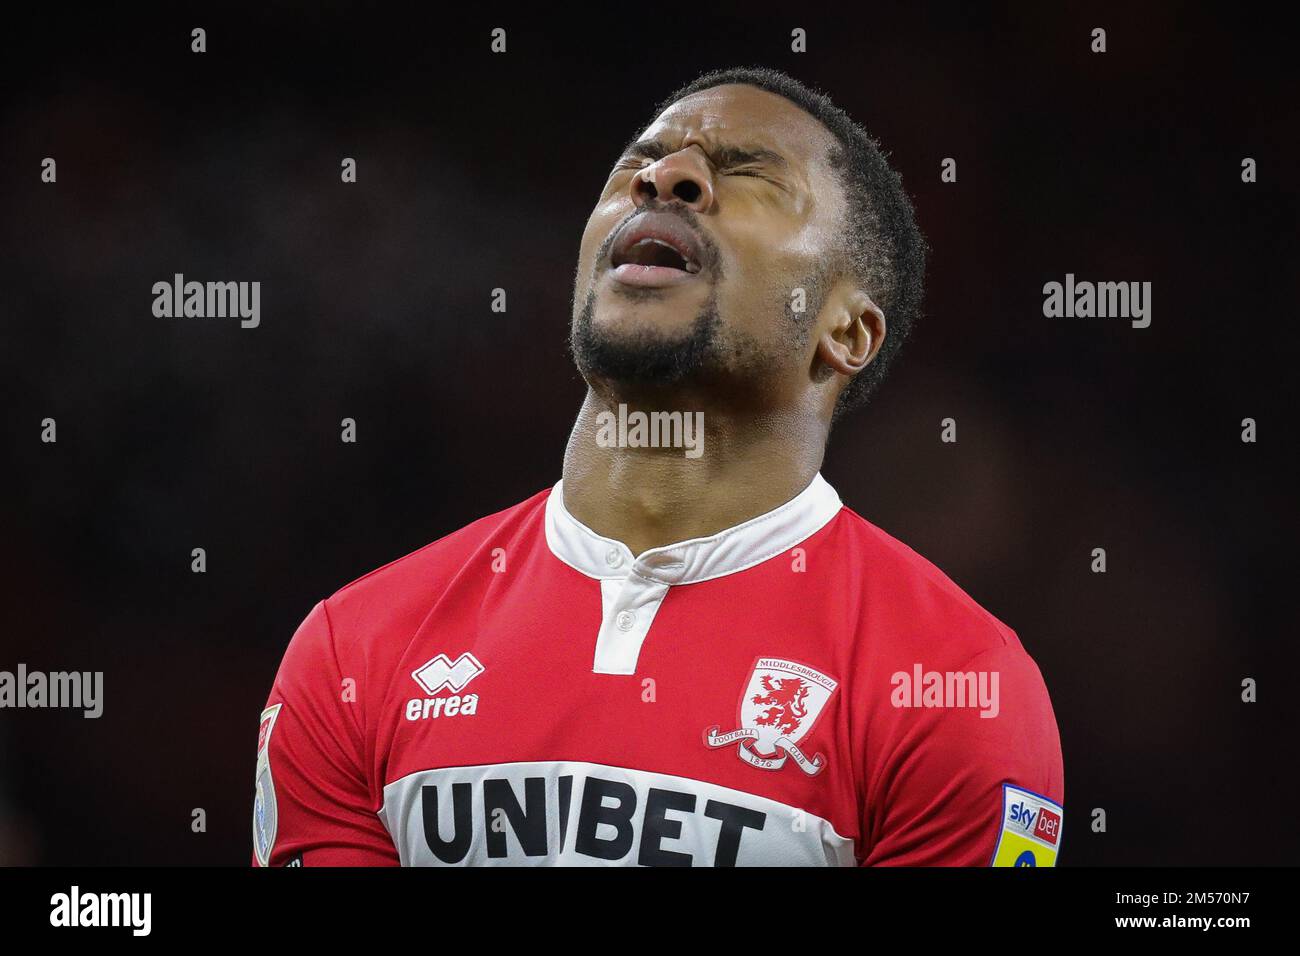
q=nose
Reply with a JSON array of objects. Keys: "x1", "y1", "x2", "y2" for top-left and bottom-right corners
[{"x1": 631, "y1": 146, "x2": 715, "y2": 212}]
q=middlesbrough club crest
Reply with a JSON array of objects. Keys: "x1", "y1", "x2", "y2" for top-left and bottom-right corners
[{"x1": 704, "y1": 657, "x2": 838, "y2": 776}]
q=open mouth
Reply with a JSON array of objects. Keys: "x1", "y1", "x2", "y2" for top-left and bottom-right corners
[{"x1": 608, "y1": 212, "x2": 705, "y2": 287}]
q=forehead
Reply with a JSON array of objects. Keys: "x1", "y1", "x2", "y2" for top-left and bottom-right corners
[{"x1": 642, "y1": 84, "x2": 838, "y2": 168}]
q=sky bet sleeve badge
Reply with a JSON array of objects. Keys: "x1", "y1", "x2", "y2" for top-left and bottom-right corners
[
  {"x1": 252, "y1": 703, "x2": 282, "y2": 867},
  {"x1": 991, "y1": 783, "x2": 1064, "y2": 866},
  {"x1": 704, "y1": 657, "x2": 837, "y2": 776}
]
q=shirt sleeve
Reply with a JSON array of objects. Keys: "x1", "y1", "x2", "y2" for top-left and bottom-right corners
[
  {"x1": 860, "y1": 640, "x2": 1064, "y2": 866},
  {"x1": 252, "y1": 600, "x2": 399, "y2": 866}
]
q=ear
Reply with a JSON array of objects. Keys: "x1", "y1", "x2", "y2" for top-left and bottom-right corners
[{"x1": 816, "y1": 289, "x2": 886, "y2": 378}]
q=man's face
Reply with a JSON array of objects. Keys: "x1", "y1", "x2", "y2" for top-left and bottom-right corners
[{"x1": 571, "y1": 84, "x2": 850, "y2": 404}]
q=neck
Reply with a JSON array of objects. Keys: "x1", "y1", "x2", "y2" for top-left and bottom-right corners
[{"x1": 560, "y1": 389, "x2": 827, "y2": 556}]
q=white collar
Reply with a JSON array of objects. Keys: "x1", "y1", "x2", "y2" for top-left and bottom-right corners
[{"x1": 544, "y1": 472, "x2": 843, "y2": 586}]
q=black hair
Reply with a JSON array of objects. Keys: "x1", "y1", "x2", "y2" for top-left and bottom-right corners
[{"x1": 649, "y1": 66, "x2": 928, "y2": 414}]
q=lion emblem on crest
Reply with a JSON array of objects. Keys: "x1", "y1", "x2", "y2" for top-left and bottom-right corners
[{"x1": 704, "y1": 658, "x2": 838, "y2": 776}]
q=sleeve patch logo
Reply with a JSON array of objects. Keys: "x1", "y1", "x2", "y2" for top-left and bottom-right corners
[
  {"x1": 253, "y1": 703, "x2": 282, "y2": 867},
  {"x1": 991, "y1": 784, "x2": 1063, "y2": 867}
]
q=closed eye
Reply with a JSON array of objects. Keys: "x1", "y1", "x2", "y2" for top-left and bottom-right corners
[
  {"x1": 719, "y1": 166, "x2": 788, "y2": 192},
  {"x1": 614, "y1": 160, "x2": 759, "y2": 177}
]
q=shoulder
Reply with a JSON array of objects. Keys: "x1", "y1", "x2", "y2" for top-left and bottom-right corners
[
  {"x1": 313, "y1": 487, "x2": 552, "y2": 659},
  {"x1": 827, "y1": 505, "x2": 1026, "y2": 668},
  {"x1": 825, "y1": 510, "x2": 1065, "y2": 833},
  {"x1": 333, "y1": 488, "x2": 550, "y2": 598}
]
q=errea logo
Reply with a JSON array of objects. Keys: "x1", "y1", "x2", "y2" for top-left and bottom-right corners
[{"x1": 406, "y1": 652, "x2": 483, "y2": 722}]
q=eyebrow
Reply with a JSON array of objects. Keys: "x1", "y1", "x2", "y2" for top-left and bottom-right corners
[{"x1": 621, "y1": 138, "x2": 788, "y2": 170}]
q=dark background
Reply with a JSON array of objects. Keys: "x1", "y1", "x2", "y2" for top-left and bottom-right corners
[{"x1": 0, "y1": 3, "x2": 1295, "y2": 865}]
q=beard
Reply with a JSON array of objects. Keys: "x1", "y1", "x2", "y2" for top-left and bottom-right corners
[
  {"x1": 568, "y1": 284, "x2": 727, "y2": 386},
  {"x1": 568, "y1": 277, "x2": 823, "y2": 397}
]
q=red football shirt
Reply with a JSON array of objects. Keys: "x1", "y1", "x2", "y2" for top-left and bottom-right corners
[{"x1": 252, "y1": 474, "x2": 1064, "y2": 866}]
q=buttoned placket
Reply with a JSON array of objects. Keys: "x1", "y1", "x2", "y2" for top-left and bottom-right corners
[
  {"x1": 591, "y1": 546, "x2": 690, "y2": 675},
  {"x1": 544, "y1": 473, "x2": 843, "y2": 676}
]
